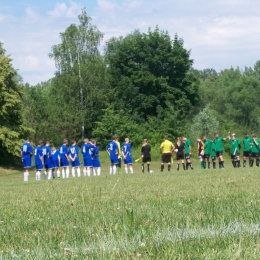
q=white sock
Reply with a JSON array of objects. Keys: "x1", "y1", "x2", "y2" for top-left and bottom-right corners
[
  {"x1": 57, "y1": 170, "x2": 60, "y2": 178},
  {"x1": 24, "y1": 172, "x2": 29, "y2": 181},
  {"x1": 66, "y1": 168, "x2": 69, "y2": 178},
  {"x1": 77, "y1": 168, "x2": 81, "y2": 177},
  {"x1": 36, "y1": 171, "x2": 40, "y2": 180},
  {"x1": 72, "y1": 168, "x2": 75, "y2": 177},
  {"x1": 125, "y1": 167, "x2": 128, "y2": 174},
  {"x1": 48, "y1": 170, "x2": 52, "y2": 180},
  {"x1": 130, "y1": 166, "x2": 133, "y2": 174},
  {"x1": 93, "y1": 169, "x2": 96, "y2": 176},
  {"x1": 62, "y1": 169, "x2": 65, "y2": 178},
  {"x1": 110, "y1": 166, "x2": 113, "y2": 175},
  {"x1": 87, "y1": 169, "x2": 90, "y2": 177},
  {"x1": 113, "y1": 165, "x2": 117, "y2": 175},
  {"x1": 83, "y1": 169, "x2": 87, "y2": 176},
  {"x1": 97, "y1": 168, "x2": 101, "y2": 176},
  {"x1": 44, "y1": 171, "x2": 47, "y2": 179}
]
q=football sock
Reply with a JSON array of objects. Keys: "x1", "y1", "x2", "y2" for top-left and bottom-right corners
[
  {"x1": 213, "y1": 162, "x2": 216, "y2": 169},
  {"x1": 186, "y1": 163, "x2": 189, "y2": 170},
  {"x1": 77, "y1": 168, "x2": 81, "y2": 177},
  {"x1": 48, "y1": 170, "x2": 52, "y2": 180},
  {"x1": 93, "y1": 169, "x2": 96, "y2": 176},
  {"x1": 113, "y1": 165, "x2": 117, "y2": 175},
  {"x1": 221, "y1": 161, "x2": 224, "y2": 168},
  {"x1": 97, "y1": 168, "x2": 101, "y2": 176},
  {"x1": 87, "y1": 169, "x2": 91, "y2": 177},
  {"x1": 147, "y1": 164, "x2": 150, "y2": 172},
  {"x1": 232, "y1": 161, "x2": 236, "y2": 167},
  {"x1": 161, "y1": 164, "x2": 164, "y2": 172},
  {"x1": 250, "y1": 160, "x2": 254, "y2": 167},
  {"x1": 243, "y1": 160, "x2": 246, "y2": 167},
  {"x1": 238, "y1": 160, "x2": 241, "y2": 167},
  {"x1": 203, "y1": 162, "x2": 206, "y2": 169},
  {"x1": 110, "y1": 166, "x2": 113, "y2": 175},
  {"x1": 66, "y1": 168, "x2": 69, "y2": 178},
  {"x1": 256, "y1": 159, "x2": 259, "y2": 167},
  {"x1": 219, "y1": 162, "x2": 221, "y2": 168},
  {"x1": 141, "y1": 164, "x2": 144, "y2": 173},
  {"x1": 200, "y1": 161, "x2": 204, "y2": 169},
  {"x1": 36, "y1": 171, "x2": 40, "y2": 181},
  {"x1": 125, "y1": 167, "x2": 128, "y2": 174},
  {"x1": 24, "y1": 172, "x2": 29, "y2": 181},
  {"x1": 208, "y1": 162, "x2": 210, "y2": 169},
  {"x1": 44, "y1": 171, "x2": 47, "y2": 179},
  {"x1": 57, "y1": 170, "x2": 60, "y2": 178},
  {"x1": 177, "y1": 164, "x2": 179, "y2": 170},
  {"x1": 62, "y1": 169, "x2": 65, "y2": 178},
  {"x1": 130, "y1": 166, "x2": 133, "y2": 174},
  {"x1": 182, "y1": 163, "x2": 185, "y2": 170},
  {"x1": 168, "y1": 164, "x2": 171, "y2": 171},
  {"x1": 72, "y1": 168, "x2": 75, "y2": 177},
  {"x1": 83, "y1": 169, "x2": 87, "y2": 177},
  {"x1": 190, "y1": 163, "x2": 194, "y2": 169}
]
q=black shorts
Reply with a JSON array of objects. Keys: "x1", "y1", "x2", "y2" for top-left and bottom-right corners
[
  {"x1": 216, "y1": 151, "x2": 223, "y2": 157},
  {"x1": 142, "y1": 156, "x2": 151, "y2": 163},
  {"x1": 162, "y1": 153, "x2": 171, "y2": 163},
  {"x1": 211, "y1": 156, "x2": 216, "y2": 161},
  {"x1": 204, "y1": 154, "x2": 210, "y2": 159},
  {"x1": 243, "y1": 151, "x2": 251, "y2": 157},
  {"x1": 185, "y1": 153, "x2": 191, "y2": 160},
  {"x1": 231, "y1": 154, "x2": 237, "y2": 160},
  {"x1": 251, "y1": 152, "x2": 259, "y2": 158},
  {"x1": 177, "y1": 154, "x2": 184, "y2": 160}
]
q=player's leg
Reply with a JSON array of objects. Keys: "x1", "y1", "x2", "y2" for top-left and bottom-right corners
[
  {"x1": 256, "y1": 154, "x2": 260, "y2": 167},
  {"x1": 72, "y1": 167, "x2": 76, "y2": 177},
  {"x1": 48, "y1": 168, "x2": 53, "y2": 180},
  {"x1": 219, "y1": 153, "x2": 224, "y2": 168},
  {"x1": 243, "y1": 152, "x2": 247, "y2": 167}
]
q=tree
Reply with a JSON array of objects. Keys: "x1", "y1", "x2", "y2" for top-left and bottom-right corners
[
  {"x1": 0, "y1": 43, "x2": 32, "y2": 163},
  {"x1": 105, "y1": 28, "x2": 200, "y2": 123},
  {"x1": 191, "y1": 105, "x2": 219, "y2": 138},
  {"x1": 49, "y1": 9, "x2": 110, "y2": 140}
]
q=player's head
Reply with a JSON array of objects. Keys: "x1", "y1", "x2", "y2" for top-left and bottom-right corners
[
  {"x1": 52, "y1": 146, "x2": 56, "y2": 151},
  {"x1": 38, "y1": 140, "x2": 43, "y2": 146},
  {"x1": 252, "y1": 134, "x2": 256, "y2": 138},
  {"x1": 164, "y1": 135, "x2": 168, "y2": 140},
  {"x1": 244, "y1": 132, "x2": 248, "y2": 136},
  {"x1": 114, "y1": 134, "x2": 119, "y2": 140},
  {"x1": 84, "y1": 138, "x2": 89, "y2": 143},
  {"x1": 71, "y1": 139, "x2": 76, "y2": 145},
  {"x1": 63, "y1": 139, "x2": 68, "y2": 145},
  {"x1": 91, "y1": 139, "x2": 96, "y2": 145},
  {"x1": 214, "y1": 132, "x2": 219, "y2": 137},
  {"x1": 197, "y1": 136, "x2": 201, "y2": 142},
  {"x1": 202, "y1": 135, "x2": 206, "y2": 140},
  {"x1": 112, "y1": 135, "x2": 116, "y2": 141},
  {"x1": 182, "y1": 136, "x2": 186, "y2": 142},
  {"x1": 232, "y1": 133, "x2": 236, "y2": 139},
  {"x1": 143, "y1": 139, "x2": 148, "y2": 144},
  {"x1": 27, "y1": 137, "x2": 32, "y2": 142},
  {"x1": 46, "y1": 141, "x2": 50, "y2": 146},
  {"x1": 125, "y1": 138, "x2": 129, "y2": 143}
]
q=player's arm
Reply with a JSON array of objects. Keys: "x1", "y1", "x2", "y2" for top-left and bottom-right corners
[
  {"x1": 160, "y1": 143, "x2": 163, "y2": 154},
  {"x1": 106, "y1": 145, "x2": 110, "y2": 156},
  {"x1": 189, "y1": 145, "x2": 192, "y2": 154}
]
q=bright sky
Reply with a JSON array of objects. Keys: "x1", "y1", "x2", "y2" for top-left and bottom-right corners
[{"x1": 1, "y1": 0, "x2": 259, "y2": 85}]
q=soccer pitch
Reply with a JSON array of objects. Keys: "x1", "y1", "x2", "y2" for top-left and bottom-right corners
[{"x1": 1, "y1": 161, "x2": 260, "y2": 259}]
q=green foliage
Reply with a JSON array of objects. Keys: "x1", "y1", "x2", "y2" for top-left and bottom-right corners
[
  {"x1": 191, "y1": 105, "x2": 219, "y2": 138},
  {"x1": 0, "y1": 42, "x2": 33, "y2": 162},
  {"x1": 105, "y1": 28, "x2": 200, "y2": 123}
]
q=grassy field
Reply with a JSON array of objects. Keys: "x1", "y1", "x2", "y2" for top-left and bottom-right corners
[{"x1": 1, "y1": 157, "x2": 260, "y2": 259}]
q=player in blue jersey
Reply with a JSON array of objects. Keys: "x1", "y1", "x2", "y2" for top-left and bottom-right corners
[
  {"x1": 60, "y1": 139, "x2": 70, "y2": 178},
  {"x1": 43, "y1": 141, "x2": 54, "y2": 180},
  {"x1": 91, "y1": 140, "x2": 101, "y2": 176},
  {"x1": 122, "y1": 138, "x2": 133, "y2": 174},
  {"x1": 106, "y1": 136, "x2": 119, "y2": 175},
  {"x1": 81, "y1": 138, "x2": 95, "y2": 177},
  {"x1": 51, "y1": 146, "x2": 60, "y2": 178},
  {"x1": 34, "y1": 140, "x2": 44, "y2": 181},
  {"x1": 20, "y1": 137, "x2": 33, "y2": 181},
  {"x1": 69, "y1": 139, "x2": 81, "y2": 178}
]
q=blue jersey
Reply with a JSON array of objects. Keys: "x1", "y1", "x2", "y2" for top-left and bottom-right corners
[
  {"x1": 60, "y1": 144, "x2": 69, "y2": 162},
  {"x1": 34, "y1": 146, "x2": 43, "y2": 166},
  {"x1": 106, "y1": 141, "x2": 118, "y2": 160},
  {"x1": 21, "y1": 142, "x2": 33, "y2": 157},
  {"x1": 43, "y1": 145, "x2": 52, "y2": 165},
  {"x1": 69, "y1": 145, "x2": 79, "y2": 159},
  {"x1": 51, "y1": 150, "x2": 60, "y2": 161},
  {"x1": 122, "y1": 143, "x2": 131, "y2": 156},
  {"x1": 81, "y1": 143, "x2": 94, "y2": 158}
]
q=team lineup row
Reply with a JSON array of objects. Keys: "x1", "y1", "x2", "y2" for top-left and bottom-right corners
[{"x1": 20, "y1": 132, "x2": 258, "y2": 181}]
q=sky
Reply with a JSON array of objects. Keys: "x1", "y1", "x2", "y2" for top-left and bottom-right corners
[{"x1": 0, "y1": 0, "x2": 259, "y2": 85}]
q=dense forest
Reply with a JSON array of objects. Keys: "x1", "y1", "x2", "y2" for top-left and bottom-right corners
[{"x1": 1, "y1": 10, "x2": 260, "y2": 163}]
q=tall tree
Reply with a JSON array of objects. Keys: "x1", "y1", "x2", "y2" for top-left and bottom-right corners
[
  {"x1": 105, "y1": 28, "x2": 200, "y2": 123},
  {"x1": 0, "y1": 43, "x2": 32, "y2": 163},
  {"x1": 49, "y1": 9, "x2": 110, "y2": 140}
]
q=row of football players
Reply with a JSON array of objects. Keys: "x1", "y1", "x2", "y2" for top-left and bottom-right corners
[{"x1": 20, "y1": 135, "x2": 134, "y2": 181}]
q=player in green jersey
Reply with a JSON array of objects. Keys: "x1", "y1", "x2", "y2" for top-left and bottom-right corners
[
  {"x1": 235, "y1": 136, "x2": 241, "y2": 167},
  {"x1": 210, "y1": 141, "x2": 217, "y2": 169},
  {"x1": 182, "y1": 136, "x2": 194, "y2": 170},
  {"x1": 243, "y1": 132, "x2": 252, "y2": 167},
  {"x1": 213, "y1": 132, "x2": 227, "y2": 168},
  {"x1": 227, "y1": 133, "x2": 239, "y2": 167},
  {"x1": 251, "y1": 134, "x2": 260, "y2": 167},
  {"x1": 203, "y1": 135, "x2": 212, "y2": 169}
]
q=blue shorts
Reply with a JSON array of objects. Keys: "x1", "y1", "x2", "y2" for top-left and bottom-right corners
[
  {"x1": 71, "y1": 157, "x2": 80, "y2": 168},
  {"x1": 52, "y1": 160, "x2": 60, "y2": 168},
  {"x1": 23, "y1": 155, "x2": 31, "y2": 168},
  {"x1": 83, "y1": 157, "x2": 93, "y2": 167},
  {"x1": 93, "y1": 158, "x2": 101, "y2": 168},
  {"x1": 110, "y1": 157, "x2": 119, "y2": 165},
  {"x1": 124, "y1": 155, "x2": 133, "y2": 165},
  {"x1": 36, "y1": 164, "x2": 43, "y2": 171},
  {"x1": 61, "y1": 159, "x2": 69, "y2": 167}
]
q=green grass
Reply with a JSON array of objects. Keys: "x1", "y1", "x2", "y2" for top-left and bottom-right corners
[{"x1": 1, "y1": 157, "x2": 260, "y2": 259}]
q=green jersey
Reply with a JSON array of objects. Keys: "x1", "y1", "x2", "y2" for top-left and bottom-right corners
[
  {"x1": 243, "y1": 136, "x2": 252, "y2": 152},
  {"x1": 204, "y1": 139, "x2": 212, "y2": 155},
  {"x1": 211, "y1": 142, "x2": 216, "y2": 157},
  {"x1": 214, "y1": 137, "x2": 225, "y2": 151},
  {"x1": 184, "y1": 139, "x2": 191, "y2": 154},
  {"x1": 251, "y1": 138, "x2": 260, "y2": 153},
  {"x1": 236, "y1": 138, "x2": 241, "y2": 154},
  {"x1": 230, "y1": 139, "x2": 238, "y2": 154}
]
